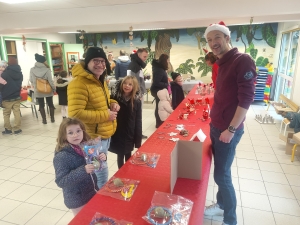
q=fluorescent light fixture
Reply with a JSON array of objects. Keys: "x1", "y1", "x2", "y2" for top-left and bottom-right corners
[
  {"x1": 0, "y1": 0, "x2": 46, "y2": 4},
  {"x1": 133, "y1": 28, "x2": 166, "y2": 31},
  {"x1": 58, "y1": 32, "x2": 80, "y2": 34}
]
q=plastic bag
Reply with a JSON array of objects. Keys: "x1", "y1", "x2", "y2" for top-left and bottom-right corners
[
  {"x1": 98, "y1": 176, "x2": 139, "y2": 201},
  {"x1": 143, "y1": 191, "x2": 193, "y2": 225},
  {"x1": 89, "y1": 212, "x2": 133, "y2": 225},
  {"x1": 130, "y1": 152, "x2": 160, "y2": 168},
  {"x1": 80, "y1": 137, "x2": 107, "y2": 171}
]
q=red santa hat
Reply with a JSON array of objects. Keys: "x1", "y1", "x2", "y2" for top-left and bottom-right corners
[
  {"x1": 204, "y1": 21, "x2": 231, "y2": 40},
  {"x1": 203, "y1": 48, "x2": 209, "y2": 55},
  {"x1": 132, "y1": 49, "x2": 137, "y2": 54}
]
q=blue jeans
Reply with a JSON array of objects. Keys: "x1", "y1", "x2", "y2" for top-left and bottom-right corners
[
  {"x1": 210, "y1": 124, "x2": 244, "y2": 225},
  {"x1": 95, "y1": 138, "x2": 110, "y2": 189}
]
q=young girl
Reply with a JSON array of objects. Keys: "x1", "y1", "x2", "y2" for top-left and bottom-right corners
[
  {"x1": 53, "y1": 118, "x2": 107, "y2": 215},
  {"x1": 157, "y1": 88, "x2": 173, "y2": 122},
  {"x1": 204, "y1": 50, "x2": 219, "y2": 88},
  {"x1": 170, "y1": 72, "x2": 184, "y2": 109},
  {"x1": 55, "y1": 70, "x2": 70, "y2": 119},
  {"x1": 109, "y1": 76, "x2": 142, "y2": 169}
]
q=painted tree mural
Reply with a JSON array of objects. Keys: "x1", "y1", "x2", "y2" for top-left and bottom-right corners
[
  {"x1": 196, "y1": 57, "x2": 212, "y2": 77},
  {"x1": 175, "y1": 59, "x2": 195, "y2": 74},
  {"x1": 186, "y1": 28, "x2": 207, "y2": 55}
]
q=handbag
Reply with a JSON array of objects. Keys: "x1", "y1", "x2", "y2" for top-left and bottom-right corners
[{"x1": 36, "y1": 77, "x2": 52, "y2": 94}]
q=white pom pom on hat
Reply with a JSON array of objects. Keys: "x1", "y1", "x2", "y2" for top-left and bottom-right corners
[{"x1": 204, "y1": 21, "x2": 231, "y2": 40}]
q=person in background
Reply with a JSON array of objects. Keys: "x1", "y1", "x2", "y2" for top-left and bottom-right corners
[
  {"x1": 68, "y1": 47, "x2": 120, "y2": 189},
  {"x1": 150, "y1": 53, "x2": 169, "y2": 128},
  {"x1": 0, "y1": 56, "x2": 23, "y2": 135},
  {"x1": 107, "y1": 53, "x2": 116, "y2": 73},
  {"x1": 203, "y1": 21, "x2": 256, "y2": 225},
  {"x1": 115, "y1": 50, "x2": 131, "y2": 80},
  {"x1": 204, "y1": 49, "x2": 219, "y2": 88},
  {"x1": 109, "y1": 76, "x2": 142, "y2": 169},
  {"x1": 30, "y1": 53, "x2": 56, "y2": 124},
  {"x1": 53, "y1": 118, "x2": 106, "y2": 216},
  {"x1": 170, "y1": 72, "x2": 184, "y2": 110},
  {"x1": 0, "y1": 60, "x2": 8, "y2": 108},
  {"x1": 55, "y1": 70, "x2": 70, "y2": 119},
  {"x1": 157, "y1": 88, "x2": 173, "y2": 122},
  {"x1": 128, "y1": 48, "x2": 149, "y2": 139}
]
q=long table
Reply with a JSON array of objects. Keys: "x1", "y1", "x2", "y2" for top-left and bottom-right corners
[{"x1": 69, "y1": 85, "x2": 213, "y2": 224}]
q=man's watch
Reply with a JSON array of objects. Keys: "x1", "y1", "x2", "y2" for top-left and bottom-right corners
[{"x1": 228, "y1": 125, "x2": 236, "y2": 133}]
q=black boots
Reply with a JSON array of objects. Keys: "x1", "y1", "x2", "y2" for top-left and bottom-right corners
[
  {"x1": 39, "y1": 108, "x2": 47, "y2": 124},
  {"x1": 49, "y1": 107, "x2": 55, "y2": 123}
]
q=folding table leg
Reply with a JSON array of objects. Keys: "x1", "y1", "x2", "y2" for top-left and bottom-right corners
[{"x1": 291, "y1": 144, "x2": 298, "y2": 162}]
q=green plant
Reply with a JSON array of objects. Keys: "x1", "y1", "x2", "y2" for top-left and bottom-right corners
[
  {"x1": 196, "y1": 57, "x2": 212, "y2": 77},
  {"x1": 175, "y1": 59, "x2": 195, "y2": 74}
]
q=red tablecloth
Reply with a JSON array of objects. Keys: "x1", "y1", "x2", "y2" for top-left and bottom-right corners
[
  {"x1": 20, "y1": 89, "x2": 27, "y2": 101},
  {"x1": 69, "y1": 85, "x2": 213, "y2": 225}
]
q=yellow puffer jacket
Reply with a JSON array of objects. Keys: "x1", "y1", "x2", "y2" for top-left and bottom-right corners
[{"x1": 68, "y1": 62, "x2": 117, "y2": 139}]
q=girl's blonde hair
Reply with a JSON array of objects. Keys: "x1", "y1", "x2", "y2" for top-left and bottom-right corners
[
  {"x1": 120, "y1": 75, "x2": 138, "y2": 110},
  {"x1": 55, "y1": 117, "x2": 90, "y2": 152}
]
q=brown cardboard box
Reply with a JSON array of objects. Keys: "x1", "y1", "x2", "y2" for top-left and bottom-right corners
[{"x1": 285, "y1": 133, "x2": 300, "y2": 156}]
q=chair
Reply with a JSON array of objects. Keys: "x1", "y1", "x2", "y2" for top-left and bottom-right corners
[{"x1": 291, "y1": 132, "x2": 300, "y2": 162}]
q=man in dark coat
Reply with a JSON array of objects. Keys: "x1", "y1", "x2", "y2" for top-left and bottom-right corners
[
  {"x1": 0, "y1": 56, "x2": 23, "y2": 135},
  {"x1": 127, "y1": 48, "x2": 148, "y2": 139},
  {"x1": 115, "y1": 50, "x2": 131, "y2": 80}
]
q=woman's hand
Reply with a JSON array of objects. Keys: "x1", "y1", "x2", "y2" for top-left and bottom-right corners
[
  {"x1": 85, "y1": 164, "x2": 95, "y2": 174},
  {"x1": 110, "y1": 103, "x2": 120, "y2": 112},
  {"x1": 107, "y1": 109, "x2": 117, "y2": 121},
  {"x1": 98, "y1": 153, "x2": 107, "y2": 161}
]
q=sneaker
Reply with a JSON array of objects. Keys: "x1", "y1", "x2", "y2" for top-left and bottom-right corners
[
  {"x1": 2, "y1": 128, "x2": 12, "y2": 135},
  {"x1": 204, "y1": 202, "x2": 224, "y2": 216},
  {"x1": 14, "y1": 129, "x2": 22, "y2": 135},
  {"x1": 142, "y1": 134, "x2": 148, "y2": 139}
]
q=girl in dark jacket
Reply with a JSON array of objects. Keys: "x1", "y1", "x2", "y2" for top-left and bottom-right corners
[
  {"x1": 109, "y1": 75, "x2": 142, "y2": 169},
  {"x1": 55, "y1": 70, "x2": 70, "y2": 119},
  {"x1": 150, "y1": 54, "x2": 169, "y2": 128},
  {"x1": 53, "y1": 118, "x2": 106, "y2": 215},
  {"x1": 170, "y1": 72, "x2": 185, "y2": 109}
]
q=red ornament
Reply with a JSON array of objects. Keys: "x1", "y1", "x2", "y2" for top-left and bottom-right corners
[
  {"x1": 203, "y1": 108, "x2": 209, "y2": 120},
  {"x1": 205, "y1": 98, "x2": 210, "y2": 105}
]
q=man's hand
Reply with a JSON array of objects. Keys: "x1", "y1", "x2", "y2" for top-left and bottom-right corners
[
  {"x1": 110, "y1": 103, "x2": 120, "y2": 112},
  {"x1": 108, "y1": 109, "x2": 117, "y2": 121},
  {"x1": 219, "y1": 129, "x2": 234, "y2": 143}
]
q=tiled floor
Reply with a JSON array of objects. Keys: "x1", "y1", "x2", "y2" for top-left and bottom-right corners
[{"x1": 0, "y1": 97, "x2": 299, "y2": 225}]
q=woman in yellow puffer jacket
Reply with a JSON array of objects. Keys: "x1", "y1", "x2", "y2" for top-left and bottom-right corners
[{"x1": 68, "y1": 47, "x2": 120, "y2": 188}]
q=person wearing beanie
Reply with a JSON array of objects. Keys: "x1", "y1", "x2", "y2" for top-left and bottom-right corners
[
  {"x1": 115, "y1": 50, "x2": 131, "y2": 80},
  {"x1": 204, "y1": 49, "x2": 219, "y2": 88},
  {"x1": 170, "y1": 72, "x2": 184, "y2": 110},
  {"x1": 68, "y1": 46, "x2": 120, "y2": 189},
  {"x1": 30, "y1": 53, "x2": 56, "y2": 124},
  {"x1": 203, "y1": 21, "x2": 257, "y2": 225},
  {"x1": 0, "y1": 56, "x2": 23, "y2": 135},
  {"x1": 128, "y1": 48, "x2": 149, "y2": 138}
]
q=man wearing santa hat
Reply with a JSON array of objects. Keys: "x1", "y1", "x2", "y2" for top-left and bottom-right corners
[{"x1": 203, "y1": 22, "x2": 256, "y2": 225}]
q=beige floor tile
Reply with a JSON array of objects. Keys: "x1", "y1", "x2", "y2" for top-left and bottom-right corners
[
  {"x1": 242, "y1": 207, "x2": 275, "y2": 225},
  {"x1": 0, "y1": 147, "x2": 22, "y2": 156},
  {"x1": 236, "y1": 158, "x2": 259, "y2": 169},
  {"x1": 56, "y1": 211, "x2": 74, "y2": 225},
  {"x1": 0, "y1": 167, "x2": 23, "y2": 180},
  {"x1": 1, "y1": 140, "x2": 24, "y2": 147},
  {"x1": 26, "y1": 207, "x2": 66, "y2": 225},
  {"x1": 0, "y1": 198, "x2": 22, "y2": 219},
  {"x1": 26, "y1": 172, "x2": 55, "y2": 187},
  {"x1": 43, "y1": 165, "x2": 55, "y2": 174},
  {"x1": 206, "y1": 185, "x2": 214, "y2": 201},
  {"x1": 250, "y1": 134, "x2": 267, "y2": 141},
  {"x1": 26, "y1": 160, "x2": 53, "y2": 172},
  {"x1": 255, "y1": 152, "x2": 278, "y2": 163},
  {"x1": 277, "y1": 154, "x2": 300, "y2": 165},
  {"x1": 265, "y1": 182, "x2": 296, "y2": 199},
  {"x1": 0, "y1": 156, "x2": 23, "y2": 167},
  {"x1": 9, "y1": 170, "x2": 39, "y2": 184},
  {"x1": 257, "y1": 161, "x2": 283, "y2": 173},
  {"x1": 273, "y1": 149, "x2": 288, "y2": 156},
  {"x1": 269, "y1": 196, "x2": 300, "y2": 216},
  {"x1": 238, "y1": 168, "x2": 262, "y2": 181},
  {"x1": 253, "y1": 146, "x2": 274, "y2": 154},
  {"x1": 273, "y1": 213, "x2": 300, "y2": 225},
  {"x1": 291, "y1": 185, "x2": 300, "y2": 200},
  {"x1": 46, "y1": 193, "x2": 69, "y2": 211},
  {"x1": 286, "y1": 174, "x2": 300, "y2": 186},
  {"x1": 0, "y1": 181, "x2": 23, "y2": 197},
  {"x1": 27, "y1": 142, "x2": 51, "y2": 151},
  {"x1": 281, "y1": 164, "x2": 300, "y2": 176},
  {"x1": 26, "y1": 188, "x2": 60, "y2": 206},
  {"x1": 2, "y1": 202, "x2": 43, "y2": 224},
  {"x1": 240, "y1": 191, "x2": 271, "y2": 211},
  {"x1": 0, "y1": 155, "x2": 9, "y2": 162},
  {"x1": 239, "y1": 178, "x2": 267, "y2": 195},
  {"x1": 14, "y1": 149, "x2": 37, "y2": 158},
  {"x1": 231, "y1": 166, "x2": 238, "y2": 177},
  {"x1": 27, "y1": 150, "x2": 53, "y2": 160},
  {"x1": 236, "y1": 151, "x2": 257, "y2": 160},
  {"x1": 236, "y1": 144, "x2": 254, "y2": 152},
  {"x1": 251, "y1": 140, "x2": 271, "y2": 147},
  {"x1": 10, "y1": 158, "x2": 39, "y2": 170},
  {"x1": 14, "y1": 141, "x2": 36, "y2": 149},
  {"x1": 261, "y1": 171, "x2": 289, "y2": 185},
  {"x1": 6, "y1": 184, "x2": 41, "y2": 201}
]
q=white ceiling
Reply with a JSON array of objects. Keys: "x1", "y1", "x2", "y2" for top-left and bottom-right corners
[{"x1": 0, "y1": 0, "x2": 300, "y2": 35}]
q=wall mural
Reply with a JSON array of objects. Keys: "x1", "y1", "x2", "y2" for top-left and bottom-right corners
[{"x1": 76, "y1": 23, "x2": 278, "y2": 82}]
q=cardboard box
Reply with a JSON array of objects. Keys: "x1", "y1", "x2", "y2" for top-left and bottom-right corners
[
  {"x1": 285, "y1": 133, "x2": 300, "y2": 156},
  {"x1": 170, "y1": 129, "x2": 205, "y2": 193}
]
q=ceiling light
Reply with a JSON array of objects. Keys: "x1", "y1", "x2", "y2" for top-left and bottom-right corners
[
  {"x1": 0, "y1": 0, "x2": 46, "y2": 4},
  {"x1": 133, "y1": 28, "x2": 165, "y2": 31},
  {"x1": 58, "y1": 32, "x2": 80, "y2": 34}
]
